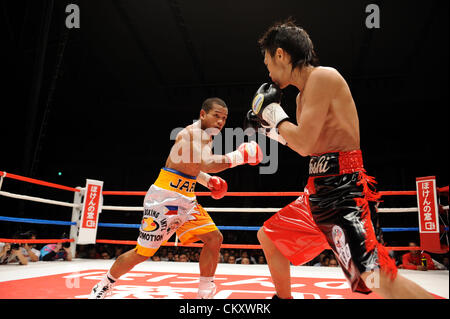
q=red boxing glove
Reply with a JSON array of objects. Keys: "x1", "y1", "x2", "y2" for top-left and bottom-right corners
[
  {"x1": 225, "y1": 141, "x2": 263, "y2": 168},
  {"x1": 207, "y1": 176, "x2": 228, "y2": 200}
]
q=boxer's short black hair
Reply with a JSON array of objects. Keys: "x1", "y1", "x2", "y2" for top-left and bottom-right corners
[
  {"x1": 258, "y1": 17, "x2": 319, "y2": 70},
  {"x1": 201, "y1": 97, "x2": 227, "y2": 113}
]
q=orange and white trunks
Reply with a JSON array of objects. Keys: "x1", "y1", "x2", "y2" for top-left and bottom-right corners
[{"x1": 135, "y1": 167, "x2": 218, "y2": 257}]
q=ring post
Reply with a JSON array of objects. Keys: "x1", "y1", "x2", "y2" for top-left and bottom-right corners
[{"x1": 69, "y1": 186, "x2": 83, "y2": 257}]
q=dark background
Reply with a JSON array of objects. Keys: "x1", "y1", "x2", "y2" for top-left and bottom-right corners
[{"x1": 0, "y1": 0, "x2": 448, "y2": 246}]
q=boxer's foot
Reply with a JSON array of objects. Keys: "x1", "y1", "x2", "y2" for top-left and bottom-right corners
[{"x1": 89, "y1": 276, "x2": 115, "y2": 299}]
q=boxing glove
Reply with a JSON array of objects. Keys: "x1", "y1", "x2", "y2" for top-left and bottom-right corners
[
  {"x1": 207, "y1": 176, "x2": 228, "y2": 200},
  {"x1": 251, "y1": 83, "x2": 289, "y2": 128},
  {"x1": 244, "y1": 110, "x2": 287, "y2": 145},
  {"x1": 225, "y1": 141, "x2": 263, "y2": 168}
]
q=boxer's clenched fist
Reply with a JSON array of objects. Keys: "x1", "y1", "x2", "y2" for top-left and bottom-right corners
[
  {"x1": 225, "y1": 141, "x2": 263, "y2": 168},
  {"x1": 207, "y1": 176, "x2": 227, "y2": 199},
  {"x1": 251, "y1": 83, "x2": 289, "y2": 128}
]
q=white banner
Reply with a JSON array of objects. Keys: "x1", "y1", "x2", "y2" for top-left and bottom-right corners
[{"x1": 77, "y1": 179, "x2": 103, "y2": 244}]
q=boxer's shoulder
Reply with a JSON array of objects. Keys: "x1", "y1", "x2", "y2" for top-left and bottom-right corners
[
  {"x1": 302, "y1": 67, "x2": 347, "y2": 101},
  {"x1": 308, "y1": 66, "x2": 343, "y2": 86},
  {"x1": 311, "y1": 66, "x2": 339, "y2": 76},
  {"x1": 177, "y1": 124, "x2": 210, "y2": 143},
  {"x1": 174, "y1": 126, "x2": 191, "y2": 143}
]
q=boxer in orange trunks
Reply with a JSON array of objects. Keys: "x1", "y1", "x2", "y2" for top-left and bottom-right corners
[
  {"x1": 247, "y1": 19, "x2": 434, "y2": 299},
  {"x1": 90, "y1": 97, "x2": 263, "y2": 299}
]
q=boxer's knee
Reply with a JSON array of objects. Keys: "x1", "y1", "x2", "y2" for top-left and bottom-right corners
[
  {"x1": 200, "y1": 230, "x2": 223, "y2": 250},
  {"x1": 212, "y1": 231, "x2": 223, "y2": 248},
  {"x1": 257, "y1": 227, "x2": 266, "y2": 244},
  {"x1": 258, "y1": 227, "x2": 280, "y2": 257},
  {"x1": 123, "y1": 248, "x2": 149, "y2": 263},
  {"x1": 257, "y1": 227, "x2": 273, "y2": 250}
]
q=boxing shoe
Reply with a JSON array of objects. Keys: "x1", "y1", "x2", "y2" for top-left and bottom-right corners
[
  {"x1": 88, "y1": 276, "x2": 115, "y2": 299},
  {"x1": 197, "y1": 279, "x2": 216, "y2": 299}
]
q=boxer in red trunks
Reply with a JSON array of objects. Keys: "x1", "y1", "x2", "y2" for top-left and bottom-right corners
[{"x1": 247, "y1": 19, "x2": 434, "y2": 299}]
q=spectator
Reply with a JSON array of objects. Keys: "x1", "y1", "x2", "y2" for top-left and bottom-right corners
[
  {"x1": 17, "y1": 231, "x2": 40, "y2": 263},
  {"x1": 400, "y1": 242, "x2": 436, "y2": 271},
  {"x1": 159, "y1": 248, "x2": 169, "y2": 261},
  {"x1": 328, "y1": 257, "x2": 339, "y2": 267},
  {"x1": 86, "y1": 245, "x2": 99, "y2": 259},
  {"x1": 236, "y1": 251, "x2": 256, "y2": 264},
  {"x1": 40, "y1": 242, "x2": 72, "y2": 261},
  {"x1": 313, "y1": 252, "x2": 330, "y2": 267},
  {"x1": 257, "y1": 255, "x2": 266, "y2": 264},
  {"x1": 97, "y1": 245, "x2": 113, "y2": 259},
  {"x1": 113, "y1": 245, "x2": 126, "y2": 259},
  {"x1": 191, "y1": 251, "x2": 200, "y2": 262},
  {"x1": 0, "y1": 242, "x2": 28, "y2": 265},
  {"x1": 218, "y1": 251, "x2": 224, "y2": 263},
  {"x1": 0, "y1": 231, "x2": 40, "y2": 265},
  {"x1": 228, "y1": 255, "x2": 236, "y2": 264},
  {"x1": 151, "y1": 255, "x2": 161, "y2": 262},
  {"x1": 222, "y1": 251, "x2": 230, "y2": 263},
  {"x1": 240, "y1": 257, "x2": 251, "y2": 265},
  {"x1": 76, "y1": 245, "x2": 88, "y2": 258},
  {"x1": 179, "y1": 254, "x2": 189, "y2": 262},
  {"x1": 100, "y1": 250, "x2": 112, "y2": 259}
]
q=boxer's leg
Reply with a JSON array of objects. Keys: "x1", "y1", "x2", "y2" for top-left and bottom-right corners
[
  {"x1": 257, "y1": 228, "x2": 292, "y2": 299},
  {"x1": 258, "y1": 195, "x2": 329, "y2": 299},
  {"x1": 177, "y1": 205, "x2": 222, "y2": 278},
  {"x1": 176, "y1": 204, "x2": 222, "y2": 298},
  {"x1": 89, "y1": 237, "x2": 163, "y2": 299},
  {"x1": 310, "y1": 171, "x2": 435, "y2": 298},
  {"x1": 360, "y1": 270, "x2": 434, "y2": 299},
  {"x1": 109, "y1": 248, "x2": 150, "y2": 279},
  {"x1": 195, "y1": 230, "x2": 223, "y2": 299},
  {"x1": 197, "y1": 230, "x2": 223, "y2": 277}
]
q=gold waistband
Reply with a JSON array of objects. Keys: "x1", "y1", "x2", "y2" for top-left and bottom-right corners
[{"x1": 153, "y1": 168, "x2": 197, "y2": 197}]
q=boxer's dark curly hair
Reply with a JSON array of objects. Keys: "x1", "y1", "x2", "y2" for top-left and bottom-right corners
[
  {"x1": 258, "y1": 17, "x2": 319, "y2": 70},
  {"x1": 201, "y1": 97, "x2": 227, "y2": 113}
]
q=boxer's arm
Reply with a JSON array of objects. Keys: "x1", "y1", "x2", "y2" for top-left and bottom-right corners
[
  {"x1": 197, "y1": 171, "x2": 228, "y2": 199},
  {"x1": 244, "y1": 110, "x2": 287, "y2": 145},
  {"x1": 167, "y1": 127, "x2": 227, "y2": 172},
  {"x1": 278, "y1": 69, "x2": 338, "y2": 156},
  {"x1": 198, "y1": 140, "x2": 263, "y2": 172},
  {"x1": 194, "y1": 136, "x2": 231, "y2": 173},
  {"x1": 260, "y1": 127, "x2": 287, "y2": 145},
  {"x1": 197, "y1": 171, "x2": 212, "y2": 188},
  {"x1": 188, "y1": 127, "x2": 262, "y2": 173}
]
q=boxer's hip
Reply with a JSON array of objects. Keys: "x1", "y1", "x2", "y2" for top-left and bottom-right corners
[
  {"x1": 264, "y1": 150, "x2": 396, "y2": 293},
  {"x1": 305, "y1": 150, "x2": 375, "y2": 233},
  {"x1": 306, "y1": 150, "x2": 397, "y2": 292},
  {"x1": 143, "y1": 167, "x2": 199, "y2": 222},
  {"x1": 305, "y1": 150, "x2": 379, "y2": 216},
  {"x1": 308, "y1": 150, "x2": 364, "y2": 177},
  {"x1": 152, "y1": 167, "x2": 197, "y2": 198},
  {"x1": 136, "y1": 168, "x2": 199, "y2": 256}
]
